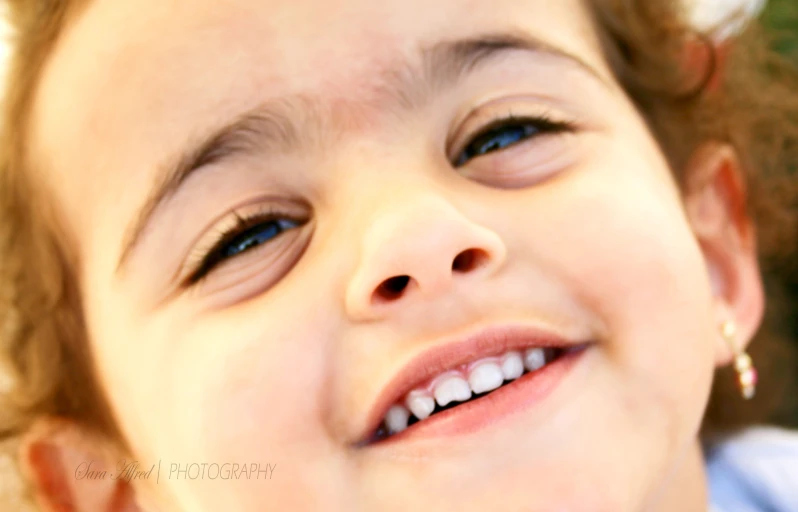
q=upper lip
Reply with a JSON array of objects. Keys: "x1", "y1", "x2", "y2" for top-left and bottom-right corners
[{"x1": 354, "y1": 323, "x2": 590, "y2": 445}]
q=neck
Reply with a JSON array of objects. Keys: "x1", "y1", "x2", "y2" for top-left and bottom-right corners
[{"x1": 648, "y1": 439, "x2": 711, "y2": 512}]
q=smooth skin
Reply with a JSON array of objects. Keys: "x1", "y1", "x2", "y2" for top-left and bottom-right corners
[{"x1": 21, "y1": 0, "x2": 763, "y2": 510}]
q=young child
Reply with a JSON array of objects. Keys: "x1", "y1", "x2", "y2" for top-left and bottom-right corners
[{"x1": 0, "y1": 0, "x2": 796, "y2": 511}]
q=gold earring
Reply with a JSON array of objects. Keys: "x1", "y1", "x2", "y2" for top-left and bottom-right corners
[{"x1": 721, "y1": 321, "x2": 757, "y2": 400}]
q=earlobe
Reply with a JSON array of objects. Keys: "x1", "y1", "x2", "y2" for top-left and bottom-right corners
[
  {"x1": 19, "y1": 418, "x2": 143, "y2": 512},
  {"x1": 683, "y1": 142, "x2": 765, "y2": 366}
]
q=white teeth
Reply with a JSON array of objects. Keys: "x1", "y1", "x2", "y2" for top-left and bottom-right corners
[
  {"x1": 468, "y1": 362, "x2": 505, "y2": 394},
  {"x1": 384, "y1": 348, "x2": 559, "y2": 435},
  {"x1": 433, "y1": 375, "x2": 472, "y2": 407},
  {"x1": 385, "y1": 405, "x2": 410, "y2": 434},
  {"x1": 405, "y1": 391, "x2": 436, "y2": 420},
  {"x1": 501, "y1": 351, "x2": 524, "y2": 380},
  {"x1": 524, "y1": 348, "x2": 547, "y2": 372}
]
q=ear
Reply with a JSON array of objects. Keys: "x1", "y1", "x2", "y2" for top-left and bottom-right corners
[
  {"x1": 683, "y1": 142, "x2": 765, "y2": 367},
  {"x1": 18, "y1": 418, "x2": 143, "y2": 512}
]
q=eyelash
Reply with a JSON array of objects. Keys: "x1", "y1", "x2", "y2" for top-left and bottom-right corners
[
  {"x1": 186, "y1": 207, "x2": 305, "y2": 284},
  {"x1": 452, "y1": 113, "x2": 576, "y2": 167},
  {"x1": 185, "y1": 113, "x2": 577, "y2": 285}
]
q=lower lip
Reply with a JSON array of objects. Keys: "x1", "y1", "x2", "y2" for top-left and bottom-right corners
[{"x1": 369, "y1": 345, "x2": 590, "y2": 446}]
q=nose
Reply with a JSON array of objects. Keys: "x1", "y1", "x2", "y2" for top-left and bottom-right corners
[{"x1": 344, "y1": 194, "x2": 507, "y2": 321}]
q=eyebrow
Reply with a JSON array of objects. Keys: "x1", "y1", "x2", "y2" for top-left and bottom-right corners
[{"x1": 116, "y1": 30, "x2": 606, "y2": 273}]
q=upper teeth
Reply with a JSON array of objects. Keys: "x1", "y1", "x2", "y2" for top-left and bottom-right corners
[
  {"x1": 382, "y1": 347, "x2": 554, "y2": 435},
  {"x1": 433, "y1": 375, "x2": 472, "y2": 407},
  {"x1": 385, "y1": 405, "x2": 411, "y2": 435},
  {"x1": 405, "y1": 391, "x2": 436, "y2": 421},
  {"x1": 501, "y1": 351, "x2": 524, "y2": 380},
  {"x1": 468, "y1": 362, "x2": 505, "y2": 394},
  {"x1": 524, "y1": 347, "x2": 547, "y2": 372}
]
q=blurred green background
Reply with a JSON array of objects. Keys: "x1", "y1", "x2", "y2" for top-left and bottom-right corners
[{"x1": 763, "y1": 0, "x2": 798, "y2": 57}]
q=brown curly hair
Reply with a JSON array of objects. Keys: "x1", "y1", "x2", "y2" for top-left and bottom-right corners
[{"x1": 0, "y1": 0, "x2": 797, "y2": 462}]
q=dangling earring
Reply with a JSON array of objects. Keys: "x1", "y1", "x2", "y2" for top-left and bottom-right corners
[{"x1": 721, "y1": 320, "x2": 757, "y2": 400}]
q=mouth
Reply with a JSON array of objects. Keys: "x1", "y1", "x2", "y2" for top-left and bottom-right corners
[{"x1": 355, "y1": 325, "x2": 592, "y2": 446}]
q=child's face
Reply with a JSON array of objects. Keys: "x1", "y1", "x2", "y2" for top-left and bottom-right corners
[{"x1": 30, "y1": 0, "x2": 759, "y2": 510}]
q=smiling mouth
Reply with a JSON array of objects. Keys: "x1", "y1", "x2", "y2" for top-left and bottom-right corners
[{"x1": 360, "y1": 340, "x2": 590, "y2": 446}]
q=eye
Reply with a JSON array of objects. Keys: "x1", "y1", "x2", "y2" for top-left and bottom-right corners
[
  {"x1": 219, "y1": 218, "x2": 298, "y2": 258},
  {"x1": 454, "y1": 116, "x2": 573, "y2": 167},
  {"x1": 188, "y1": 211, "x2": 306, "y2": 284}
]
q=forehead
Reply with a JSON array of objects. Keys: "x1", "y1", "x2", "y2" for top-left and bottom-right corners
[{"x1": 31, "y1": 0, "x2": 605, "y2": 248}]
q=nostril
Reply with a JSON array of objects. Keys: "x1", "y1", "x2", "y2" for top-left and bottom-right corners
[
  {"x1": 452, "y1": 248, "x2": 489, "y2": 273},
  {"x1": 375, "y1": 275, "x2": 411, "y2": 301}
]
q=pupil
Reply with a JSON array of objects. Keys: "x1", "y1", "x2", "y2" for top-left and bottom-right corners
[
  {"x1": 223, "y1": 222, "x2": 281, "y2": 258},
  {"x1": 478, "y1": 126, "x2": 526, "y2": 153},
  {"x1": 462, "y1": 124, "x2": 537, "y2": 164}
]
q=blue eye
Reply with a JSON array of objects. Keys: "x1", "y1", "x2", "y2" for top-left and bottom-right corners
[
  {"x1": 220, "y1": 219, "x2": 298, "y2": 259},
  {"x1": 455, "y1": 117, "x2": 571, "y2": 167},
  {"x1": 189, "y1": 215, "x2": 303, "y2": 283}
]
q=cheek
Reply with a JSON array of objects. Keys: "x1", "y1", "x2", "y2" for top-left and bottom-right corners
[
  {"x1": 508, "y1": 140, "x2": 714, "y2": 327},
  {"x1": 149, "y1": 301, "x2": 344, "y2": 507},
  {"x1": 503, "y1": 132, "x2": 717, "y2": 428},
  {"x1": 88, "y1": 263, "x2": 353, "y2": 508},
  {"x1": 181, "y1": 310, "x2": 333, "y2": 457}
]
